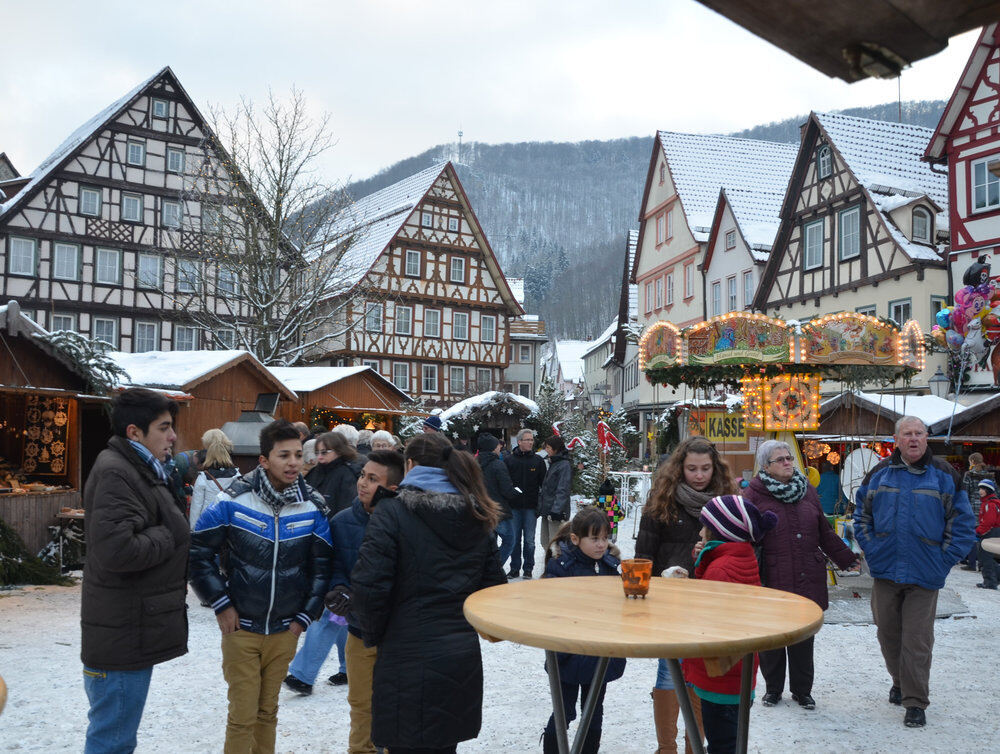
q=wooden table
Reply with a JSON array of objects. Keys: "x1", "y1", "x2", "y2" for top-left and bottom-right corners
[
  {"x1": 982, "y1": 538, "x2": 1000, "y2": 556},
  {"x1": 465, "y1": 576, "x2": 823, "y2": 754}
]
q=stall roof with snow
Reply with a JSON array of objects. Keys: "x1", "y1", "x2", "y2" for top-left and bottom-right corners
[{"x1": 268, "y1": 365, "x2": 413, "y2": 420}]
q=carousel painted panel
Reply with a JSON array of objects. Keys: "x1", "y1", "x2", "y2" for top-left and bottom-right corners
[
  {"x1": 800, "y1": 312, "x2": 897, "y2": 365},
  {"x1": 686, "y1": 313, "x2": 790, "y2": 366},
  {"x1": 638, "y1": 321, "x2": 681, "y2": 370}
]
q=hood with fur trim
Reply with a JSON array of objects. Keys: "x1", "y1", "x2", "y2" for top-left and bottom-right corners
[{"x1": 395, "y1": 486, "x2": 491, "y2": 551}]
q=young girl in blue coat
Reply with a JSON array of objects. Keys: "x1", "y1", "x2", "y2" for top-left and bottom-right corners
[{"x1": 542, "y1": 506, "x2": 626, "y2": 754}]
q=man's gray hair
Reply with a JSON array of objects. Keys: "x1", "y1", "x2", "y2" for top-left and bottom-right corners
[
  {"x1": 332, "y1": 423, "x2": 360, "y2": 447},
  {"x1": 517, "y1": 428, "x2": 536, "y2": 441},
  {"x1": 756, "y1": 439, "x2": 792, "y2": 472},
  {"x1": 894, "y1": 416, "x2": 928, "y2": 434}
]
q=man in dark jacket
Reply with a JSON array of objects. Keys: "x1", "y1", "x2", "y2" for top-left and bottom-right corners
[
  {"x1": 190, "y1": 419, "x2": 333, "y2": 753},
  {"x1": 477, "y1": 433, "x2": 517, "y2": 569},
  {"x1": 81, "y1": 388, "x2": 189, "y2": 754},
  {"x1": 854, "y1": 416, "x2": 975, "y2": 729},
  {"x1": 504, "y1": 428, "x2": 547, "y2": 579}
]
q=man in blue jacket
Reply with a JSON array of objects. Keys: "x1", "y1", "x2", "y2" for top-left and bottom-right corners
[{"x1": 854, "y1": 416, "x2": 975, "y2": 729}]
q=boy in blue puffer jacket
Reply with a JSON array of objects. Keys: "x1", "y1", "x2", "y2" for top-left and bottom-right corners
[{"x1": 542, "y1": 506, "x2": 626, "y2": 754}]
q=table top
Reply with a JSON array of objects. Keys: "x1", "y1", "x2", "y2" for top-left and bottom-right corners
[
  {"x1": 464, "y1": 576, "x2": 823, "y2": 659},
  {"x1": 982, "y1": 538, "x2": 1000, "y2": 556}
]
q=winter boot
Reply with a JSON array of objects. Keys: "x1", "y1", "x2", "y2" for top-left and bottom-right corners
[
  {"x1": 580, "y1": 727, "x2": 602, "y2": 754},
  {"x1": 682, "y1": 687, "x2": 704, "y2": 754},
  {"x1": 651, "y1": 688, "x2": 680, "y2": 753}
]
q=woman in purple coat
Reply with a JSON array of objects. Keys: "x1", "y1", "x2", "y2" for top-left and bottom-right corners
[{"x1": 745, "y1": 440, "x2": 859, "y2": 711}]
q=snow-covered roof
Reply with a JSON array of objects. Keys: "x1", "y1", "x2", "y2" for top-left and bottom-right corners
[
  {"x1": 0, "y1": 69, "x2": 163, "y2": 218},
  {"x1": 552, "y1": 340, "x2": 591, "y2": 383},
  {"x1": 657, "y1": 132, "x2": 797, "y2": 243},
  {"x1": 625, "y1": 230, "x2": 639, "y2": 318},
  {"x1": 110, "y1": 349, "x2": 294, "y2": 399},
  {"x1": 846, "y1": 390, "x2": 966, "y2": 427},
  {"x1": 439, "y1": 390, "x2": 540, "y2": 421},
  {"x1": 319, "y1": 163, "x2": 447, "y2": 292},
  {"x1": 726, "y1": 186, "x2": 792, "y2": 258},
  {"x1": 583, "y1": 320, "x2": 619, "y2": 360},
  {"x1": 507, "y1": 277, "x2": 525, "y2": 306},
  {"x1": 267, "y1": 366, "x2": 369, "y2": 393}
]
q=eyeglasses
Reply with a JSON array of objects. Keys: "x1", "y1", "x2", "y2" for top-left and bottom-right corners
[
  {"x1": 317, "y1": 449, "x2": 334, "y2": 456},
  {"x1": 768, "y1": 455, "x2": 793, "y2": 465}
]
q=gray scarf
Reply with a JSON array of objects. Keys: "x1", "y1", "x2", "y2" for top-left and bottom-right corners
[
  {"x1": 674, "y1": 483, "x2": 716, "y2": 519},
  {"x1": 758, "y1": 469, "x2": 808, "y2": 505},
  {"x1": 253, "y1": 467, "x2": 304, "y2": 515}
]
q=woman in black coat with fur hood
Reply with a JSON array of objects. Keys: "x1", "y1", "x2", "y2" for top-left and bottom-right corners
[{"x1": 350, "y1": 432, "x2": 507, "y2": 753}]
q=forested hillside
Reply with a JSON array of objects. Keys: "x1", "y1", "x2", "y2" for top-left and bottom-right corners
[{"x1": 344, "y1": 100, "x2": 946, "y2": 338}]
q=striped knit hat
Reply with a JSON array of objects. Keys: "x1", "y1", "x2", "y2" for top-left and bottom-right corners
[{"x1": 700, "y1": 494, "x2": 778, "y2": 544}]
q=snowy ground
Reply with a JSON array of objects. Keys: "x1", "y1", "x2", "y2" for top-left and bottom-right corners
[{"x1": 1, "y1": 508, "x2": 997, "y2": 753}]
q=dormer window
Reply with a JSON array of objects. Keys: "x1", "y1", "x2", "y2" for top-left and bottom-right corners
[
  {"x1": 817, "y1": 146, "x2": 832, "y2": 179},
  {"x1": 912, "y1": 207, "x2": 932, "y2": 243}
]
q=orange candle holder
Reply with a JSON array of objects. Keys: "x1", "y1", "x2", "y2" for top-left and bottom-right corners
[{"x1": 621, "y1": 558, "x2": 653, "y2": 598}]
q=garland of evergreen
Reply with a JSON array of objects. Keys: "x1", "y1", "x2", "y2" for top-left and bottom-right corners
[
  {"x1": 1, "y1": 517, "x2": 72, "y2": 586},
  {"x1": 644, "y1": 362, "x2": 917, "y2": 391},
  {"x1": 441, "y1": 392, "x2": 538, "y2": 442},
  {"x1": 33, "y1": 330, "x2": 130, "y2": 396}
]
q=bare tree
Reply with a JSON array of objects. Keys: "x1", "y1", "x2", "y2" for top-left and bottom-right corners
[{"x1": 158, "y1": 88, "x2": 378, "y2": 365}]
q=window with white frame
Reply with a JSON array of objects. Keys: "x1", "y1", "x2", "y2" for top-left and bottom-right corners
[
  {"x1": 362, "y1": 359, "x2": 379, "y2": 371},
  {"x1": 684, "y1": 264, "x2": 693, "y2": 298},
  {"x1": 656, "y1": 213, "x2": 665, "y2": 244},
  {"x1": 152, "y1": 98, "x2": 169, "y2": 119},
  {"x1": 725, "y1": 229, "x2": 737, "y2": 250},
  {"x1": 855, "y1": 305, "x2": 877, "y2": 317},
  {"x1": 972, "y1": 156, "x2": 1000, "y2": 211},
  {"x1": 122, "y1": 193, "x2": 143, "y2": 222},
  {"x1": 449, "y1": 366, "x2": 465, "y2": 394},
  {"x1": 161, "y1": 200, "x2": 181, "y2": 229},
  {"x1": 392, "y1": 362, "x2": 410, "y2": 391},
  {"x1": 817, "y1": 145, "x2": 832, "y2": 179},
  {"x1": 519, "y1": 344, "x2": 532, "y2": 363},
  {"x1": 51, "y1": 312, "x2": 77, "y2": 332},
  {"x1": 666, "y1": 209, "x2": 673, "y2": 240},
  {"x1": 93, "y1": 317, "x2": 118, "y2": 347},
  {"x1": 421, "y1": 211, "x2": 433, "y2": 228},
  {"x1": 803, "y1": 219, "x2": 824, "y2": 270},
  {"x1": 395, "y1": 305, "x2": 413, "y2": 335},
  {"x1": 218, "y1": 264, "x2": 237, "y2": 295},
  {"x1": 53, "y1": 243, "x2": 80, "y2": 281},
  {"x1": 448, "y1": 217, "x2": 460, "y2": 232},
  {"x1": 134, "y1": 321, "x2": 159, "y2": 352},
  {"x1": 518, "y1": 383, "x2": 532, "y2": 398},
  {"x1": 126, "y1": 140, "x2": 145, "y2": 167},
  {"x1": 710, "y1": 281, "x2": 722, "y2": 317},
  {"x1": 365, "y1": 302, "x2": 382, "y2": 332},
  {"x1": 405, "y1": 249, "x2": 421, "y2": 277},
  {"x1": 655, "y1": 278, "x2": 663, "y2": 308},
  {"x1": 476, "y1": 368, "x2": 492, "y2": 391},
  {"x1": 930, "y1": 296, "x2": 948, "y2": 315},
  {"x1": 166, "y1": 147, "x2": 185, "y2": 174},
  {"x1": 481, "y1": 314, "x2": 496, "y2": 343},
  {"x1": 96, "y1": 248, "x2": 121, "y2": 285},
  {"x1": 666, "y1": 272, "x2": 674, "y2": 305},
  {"x1": 838, "y1": 206, "x2": 860, "y2": 260},
  {"x1": 174, "y1": 325, "x2": 198, "y2": 351},
  {"x1": 889, "y1": 299, "x2": 912, "y2": 324},
  {"x1": 727, "y1": 276, "x2": 737, "y2": 311},
  {"x1": 79, "y1": 186, "x2": 101, "y2": 217},
  {"x1": 137, "y1": 253, "x2": 162, "y2": 288},
  {"x1": 912, "y1": 207, "x2": 932, "y2": 242},
  {"x1": 742, "y1": 270, "x2": 753, "y2": 308},
  {"x1": 424, "y1": 308, "x2": 441, "y2": 337},
  {"x1": 8, "y1": 237, "x2": 36, "y2": 276},
  {"x1": 453, "y1": 311, "x2": 469, "y2": 340},
  {"x1": 422, "y1": 364, "x2": 439, "y2": 393},
  {"x1": 177, "y1": 258, "x2": 200, "y2": 293},
  {"x1": 216, "y1": 329, "x2": 236, "y2": 349},
  {"x1": 202, "y1": 205, "x2": 220, "y2": 232},
  {"x1": 450, "y1": 257, "x2": 465, "y2": 283},
  {"x1": 645, "y1": 281, "x2": 653, "y2": 313}
]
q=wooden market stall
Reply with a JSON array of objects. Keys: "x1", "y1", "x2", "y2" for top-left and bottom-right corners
[
  {"x1": 0, "y1": 301, "x2": 110, "y2": 554},
  {"x1": 269, "y1": 366, "x2": 413, "y2": 430},
  {"x1": 111, "y1": 350, "x2": 298, "y2": 451}
]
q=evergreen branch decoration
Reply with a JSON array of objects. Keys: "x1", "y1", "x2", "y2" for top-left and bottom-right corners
[
  {"x1": 643, "y1": 362, "x2": 917, "y2": 392},
  {"x1": 33, "y1": 330, "x2": 130, "y2": 395}
]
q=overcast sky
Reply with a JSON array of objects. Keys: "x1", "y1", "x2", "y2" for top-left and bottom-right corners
[{"x1": 0, "y1": 1, "x2": 982, "y2": 184}]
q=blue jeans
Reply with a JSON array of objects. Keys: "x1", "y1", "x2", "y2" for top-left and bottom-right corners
[
  {"x1": 655, "y1": 657, "x2": 690, "y2": 690},
  {"x1": 83, "y1": 665, "x2": 153, "y2": 754},
  {"x1": 496, "y1": 518, "x2": 516, "y2": 569},
  {"x1": 699, "y1": 697, "x2": 739, "y2": 754},
  {"x1": 508, "y1": 508, "x2": 538, "y2": 575},
  {"x1": 287, "y1": 610, "x2": 347, "y2": 685}
]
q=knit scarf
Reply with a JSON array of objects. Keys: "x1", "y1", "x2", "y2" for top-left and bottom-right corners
[
  {"x1": 758, "y1": 469, "x2": 808, "y2": 505},
  {"x1": 674, "y1": 483, "x2": 716, "y2": 519},
  {"x1": 253, "y1": 467, "x2": 303, "y2": 515}
]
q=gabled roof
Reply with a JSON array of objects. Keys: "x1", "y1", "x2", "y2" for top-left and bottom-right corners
[
  {"x1": 322, "y1": 162, "x2": 522, "y2": 314},
  {"x1": 267, "y1": 365, "x2": 411, "y2": 403},
  {"x1": 110, "y1": 350, "x2": 297, "y2": 400},
  {"x1": 582, "y1": 320, "x2": 618, "y2": 361},
  {"x1": 506, "y1": 277, "x2": 525, "y2": 307},
  {"x1": 613, "y1": 230, "x2": 639, "y2": 365},
  {"x1": 552, "y1": 340, "x2": 591, "y2": 384},
  {"x1": 925, "y1": 23, "x2": 1000, "y2": 161},
  {"x1": 0, "y1": 152, "x2": 19, "y2": 179}
]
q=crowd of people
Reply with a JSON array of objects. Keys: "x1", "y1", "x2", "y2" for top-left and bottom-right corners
[{"x1": 80, "y1": 388, "x2": 979, "y2": 754}]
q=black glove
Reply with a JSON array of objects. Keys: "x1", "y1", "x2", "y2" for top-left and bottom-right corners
[
  {"x1": 550, "y1": 511, "x2": 569, "y2": 522},
  {"x1": 325, "y1": 585, "x2": 352, "y2": 616}
]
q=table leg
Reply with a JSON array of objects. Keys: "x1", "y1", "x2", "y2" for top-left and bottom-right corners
[
  {"x1": 666, "y1": 659, "x2": 704, "y2": 754},
  {"x1": 569, "y1": 656, "x2": 610, "y2": 754},
  {"x1": 735, "y1": 652, "x2": 754, "y2": 754},
  {"x1": 545, "y1": 650, "x2": 570, "y2": 754}
]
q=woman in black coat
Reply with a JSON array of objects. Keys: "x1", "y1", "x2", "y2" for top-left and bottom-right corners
[
  {"x1": 305, "y1": 431, "x2": 361, "y2": 517},
  {"x1": 351, "y1": 432, "x2": 506, "y2": 754}
]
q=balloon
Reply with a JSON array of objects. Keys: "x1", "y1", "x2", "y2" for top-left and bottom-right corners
[
  {"x1": 964, "y1": 319, "x2": 988, "y2": 358},
  {"x1": 807, "y1": 466, "x2": 821, "y2": 487},
  {"x1": 935, "y1": 308, "x2": 951, "y2": 329},
  {"x1": 954, "y1": 285, "x2": 974, "y2": 305},
  {"x1": 931, "y1": 327, "x2": 947, "y2": 347},
  {"x1": 950, "y1": 306, "x2": 968, "y2": 335},
  {"x1": 946, "y1": 330, "x2": 965, "y2": 350}
]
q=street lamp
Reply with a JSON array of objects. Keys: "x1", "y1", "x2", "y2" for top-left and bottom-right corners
[{"x1": 928, "y1": 366, "x2": 949, "y2": 398}]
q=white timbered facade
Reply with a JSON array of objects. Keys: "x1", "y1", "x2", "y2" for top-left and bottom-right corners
[
  {"x1": 0, "y1": 67, "x2": 244, "y2": 353},
  {"x1": 316, "y1": 163, "x2": 523, "y2": 406}
]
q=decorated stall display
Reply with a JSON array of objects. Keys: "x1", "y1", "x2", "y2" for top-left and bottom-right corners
[
  {"x1": 686, "y1": 313, "x2": 790, "y2": 365},
  {"x1": 22, "y1": 396, "x2": 70, "y2": 475},
  {"x1": 761, "y1": 374, "x2": 821, "y2": 432},
  {"x1": 638, "y1": 321, "x2": 682, "y2": 370},
  {"x1": 594, "y1": 478, "x2": 625, "y2": 542},
  {"x1": 800, "y1": 312, "x2": 897, "y2": 364}
]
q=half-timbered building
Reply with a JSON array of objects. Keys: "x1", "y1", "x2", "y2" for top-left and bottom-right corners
[
  {"x1": 501, "y1": 278, "x2": 549, "y2": 401},
  {"x1": 313, "y1": 162, "x2": 522, "y2": 406},
  {"x1": 0, "y1": 67, "x2": 247, "y2": 353},
  {"x1": 754, "y1": 111, "x2": 949, "y2": 385}
]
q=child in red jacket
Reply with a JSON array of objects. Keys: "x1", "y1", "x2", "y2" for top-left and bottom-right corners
[
  {"x1": 683, "y1": 495, "x2": 778, "y2": 754},
  {"x1": 976, "y1": 479, "x2": 1000, "y2": 590}
]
